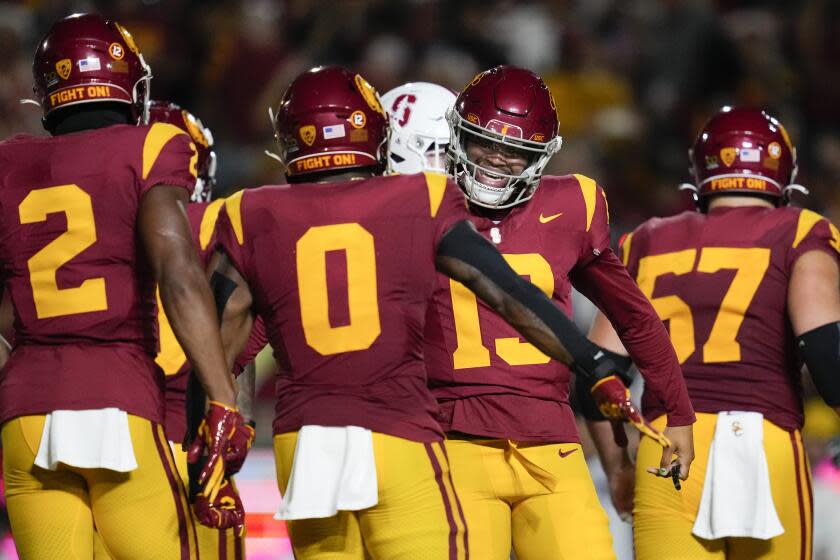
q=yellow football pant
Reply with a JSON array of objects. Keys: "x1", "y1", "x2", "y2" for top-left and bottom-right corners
[
  {"x1": 635, "y1": 413, "x2": 813, "y2": 560},
  {"x1": 274, "y1": 431, "x2": 468, "y2": 560},
  {"x1": 2, "y1": 414, "x2": 197, "y2": 560},
  {"x1": 445, "y1": 438, "x2": 615, "y2": 560},
  {"x1": 171, "y1": 443, "x2": 245, "y2": 559}
]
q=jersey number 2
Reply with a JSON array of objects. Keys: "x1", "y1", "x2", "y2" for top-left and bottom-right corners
[
  {"x1": 19, "y1": 184, "x2": 108, "y2": 319},
  {"x1": 636, "y1": 247, "x2": 770, "y2": 364}
]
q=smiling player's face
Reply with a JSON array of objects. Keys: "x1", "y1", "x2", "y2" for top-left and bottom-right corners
[{"x1": 465, "y1": 138, "x2": 529, "y2": 188}]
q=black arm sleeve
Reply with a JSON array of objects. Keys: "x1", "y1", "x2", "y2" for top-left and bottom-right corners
[
  {"x1": 797, "y1": 321, "x2": 840, "y2": 406},
  {"x1": 437, "y1": 220, "x2": 616, "y2": 381}
]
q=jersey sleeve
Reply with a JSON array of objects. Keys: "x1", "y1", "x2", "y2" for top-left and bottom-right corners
[
  {"x1": 616, "y1": 223, "x2": 647, "y2": 278},
  {"x1": 192, "y1": 198, "x2": 227, "y2": 266},
  {"x1": 570, "y1": 250, "x2": 695, "y2": 426},
  {"x1": 787, "y1": 209, "x2": 840, "y2": 270},
  {"x1": 137, "y1": 123, "x2": 198, "y2": 197},
  {"x1": 215, "y1": 189, "x2": 252, "y2": 280},
  {"x1": 426, "y1": 173, "x2": 469, "y2": 247},
  {"x1": 573, "y1": 174, "x2": 611, "y2": 268}
]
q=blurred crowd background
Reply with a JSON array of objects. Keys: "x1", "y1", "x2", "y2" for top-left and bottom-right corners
[{"x1": 2, "y1": 0, "x2": 840, "y2": 558}]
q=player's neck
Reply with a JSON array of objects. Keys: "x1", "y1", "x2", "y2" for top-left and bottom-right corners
[
  {"x1": 707, "y1": 195, "x2": 775, "y2": 211},
  {"x1": 50, "y1": 106, "x2": 132, "y2": 136}
]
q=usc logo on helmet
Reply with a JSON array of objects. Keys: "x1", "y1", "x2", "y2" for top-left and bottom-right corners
[
  {"x1": 299, "y1": 125, "x2": 316, "y2": 147},
  {"x1": 720, "y1": 147, "x2": 737, "y2": 167},
  {"x1": 56, "y1": 59, "x2": 72, "y2": 80}
]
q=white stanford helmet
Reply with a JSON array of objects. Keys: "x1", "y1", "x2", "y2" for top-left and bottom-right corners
[{"x1": 382, "y1": 82, "x2": 456, "y2": 174}]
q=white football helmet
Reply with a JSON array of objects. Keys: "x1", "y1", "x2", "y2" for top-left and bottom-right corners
[{"x1": 382, "y1": 82, "x2": 456, "y2": 174}]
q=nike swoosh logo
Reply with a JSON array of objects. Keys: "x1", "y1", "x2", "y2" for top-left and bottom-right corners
[
  {"x1": 558, "y1": 448, "x2": 578, "y2": 459},
  {"x1": 539, "y1": 212, "x2": 563, "y2": 223}
]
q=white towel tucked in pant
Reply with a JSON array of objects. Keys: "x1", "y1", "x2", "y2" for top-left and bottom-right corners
[
  {"x1": 276, "y1": 425, "x2": 378, "y2": 521},
  {"x1": 692, "y1": 411, "x2": 784, "y2": 540},
  {"x1": 34, "y1": 408, "x2": 137, "y2": 472}
]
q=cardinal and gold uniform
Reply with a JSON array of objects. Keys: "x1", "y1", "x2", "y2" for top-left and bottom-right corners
[
  {"x1": 216, "y1": 172, "x2": 470, "y2": 560},
  {"x1": 621, "y1": 205, "x2": 840, "y2": 559},
  {"x1": 0, "y1": 123, "x2": 198, "y2": 559},
  {"x1": 424, "y1": 175, "x2": 694, "y2": 560},
  {"x1": 155, "y1": 198, "x2": 267, "y2": 560}
]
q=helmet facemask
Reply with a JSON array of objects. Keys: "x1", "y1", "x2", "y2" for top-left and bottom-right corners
[
  {"x1": 387, "y1": 125, "x2": 448, "y2": 174},
  {"x1": 446, "y1": 107, "x2": 561, "y2": 209}
]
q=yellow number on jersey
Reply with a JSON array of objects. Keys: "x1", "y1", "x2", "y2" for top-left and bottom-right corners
[
  {"x1": 297, "y1": 223, "x2": 381, "y2": 355},
  {"x1": 451, "y1": 253, "x2": 554, "y2": 369},
  {"x1": 636, "y1": 247, "x2": 770, "y2": 364},
  {"x1": 18, "y1": 184, "x2": 108, "y2": 319},
  {"x1": 636, "y1": 250, "x2": 696, "y2": 363}
]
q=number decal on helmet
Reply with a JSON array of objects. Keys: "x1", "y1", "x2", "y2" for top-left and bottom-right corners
[
  {"x1": 108, "y1": 43, "x2": 125, "y2": 60},
  {"x1": 350, "y1": 110, "x2": 367, "y2": 129}
]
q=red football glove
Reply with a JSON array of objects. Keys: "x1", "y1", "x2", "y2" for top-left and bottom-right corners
[
  {"x1": 224, "y1": 421, "x2": 255, "y2": 476},
  {"x1": 187, "y1": 401, "x2": 243, "y2": 502},
  {"x1": 193, "y1": 476, "x2": 246, "y2": 537},
  {"x1": 591, "y1": 375, "x2": 672, "y2": 449}
]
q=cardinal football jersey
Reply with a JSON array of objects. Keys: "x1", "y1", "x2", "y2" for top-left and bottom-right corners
[
  {"x1": 216, "y1": 172, "x2": 467, "y2": 442},
  {"x1": 622, "y1": 205, "x2": 840, "y2": 430},
  {"x1": 424, "y1": 174, "x2": 611, "y2": 443},
  {"x1": 0, "y1": 123, "x2": 196, "y2": 424}
]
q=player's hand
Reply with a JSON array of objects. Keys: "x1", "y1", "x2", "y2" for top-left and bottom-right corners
[
  {"x1": 224, "y1": 421, "x2": 255, "y2": 475},
  {"x1": 187, "y1": 401, "x2": 243, "y2": 502},
  {"x1": 193, "y1": 476, "x2": 246, "y2": 537},
  {"x1": 605, "y1": 454, "x2": 635, "y2": 522},
  {"x1": 591, "y1": 375, "x2": 671, "y2": 448},
  {"x1": 646, "y1": 424, "x2": 694, "y2": 484}
]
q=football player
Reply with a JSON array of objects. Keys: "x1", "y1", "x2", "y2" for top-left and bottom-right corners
[
  {"x1": 208, "y1": 65, "x2": 670, "y2": 559},
  {"x1": 0, "y1": 14, "x2": 245, "y2": 559},
  {"x1": 148, "y1": 100, "x2": 268, "y2": 553},
  {"x1": 587, "y1": 106, "x2": 840, "y2": 559},
  {"x1": 421, "y1": 65, "x2": 696, "y2": 560},
  {"x1": 381, "y1": 81, "x2": 456, "y2": 174}
]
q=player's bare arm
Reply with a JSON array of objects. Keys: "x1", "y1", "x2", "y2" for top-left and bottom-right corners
[
  {"x1": 206, "y1": 251, "x2": 256, "y2": 371},
  {"x1": 139, "y1": 185, "x2": 237, "y2": 408},
  {"x1": 789, "y1": 249, "x2": 840, "y2": 416}
]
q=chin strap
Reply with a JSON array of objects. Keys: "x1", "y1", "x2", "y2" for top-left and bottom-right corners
[
  {"x1": 264, "y1": 106, "x2": 287, "y2": 171},
  {"x1": 783, "y1": 184, "x2": 809, "y2": 204},
  {"x1": 678, "y1": 183, "x2": 700, "y2": 209}
]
